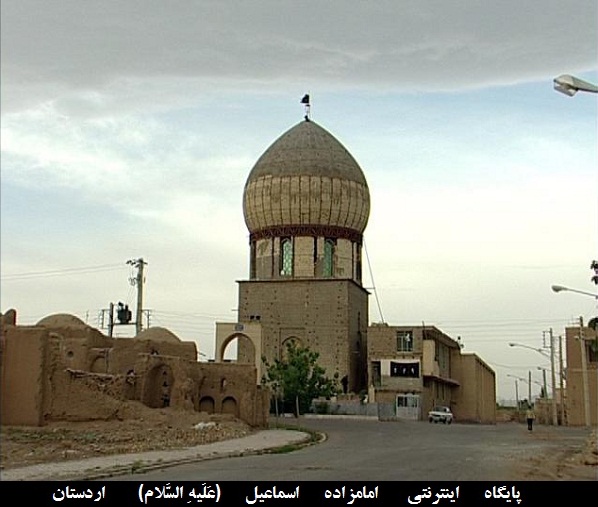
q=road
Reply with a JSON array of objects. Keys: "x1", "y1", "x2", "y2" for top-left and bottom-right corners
[{"x1": 112, "y1": 417, "x2": 594, "y2": 481}]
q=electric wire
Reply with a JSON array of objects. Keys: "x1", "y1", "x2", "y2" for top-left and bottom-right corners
[
  {"x1": 363, "y1": 238, "x2": 384, "y2": 323},
  {"x1": 1, "y1": 263, "x2": 125, "y2": 281}
]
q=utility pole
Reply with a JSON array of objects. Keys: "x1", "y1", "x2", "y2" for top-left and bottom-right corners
[
  {"x1": 540, "y1": 368, "x2": 547, "y2": 398},
  {"x1": 528, "y1": 370, "x2": 532, "y2": 406},
  {"x1": 549, "y1": 328, "x2": 558, "y2": 425},
  {"x1": 127, "y1": 258, "x2": 147, "y2": 336},
  {"x1": 578, "y1": 316, "x2": 591, "y2": 427},
  {"x1": 98, "y1": 303, "x2": 116, "y2": 337},
  {"x1": 558, "y1": 334, "x2": 566, "y2": 425},
  {"x1": 108, "y1": 302, "x2": 114, "y2": 337}
]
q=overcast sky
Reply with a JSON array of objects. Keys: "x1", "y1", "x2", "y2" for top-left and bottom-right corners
[{"x1": 2, "y1": 0, "x2": 597, "y2": 401}]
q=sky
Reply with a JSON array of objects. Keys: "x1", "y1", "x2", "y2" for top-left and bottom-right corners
[{"x1": 1, "y1": 0, "x2": 597, "y2": 402}]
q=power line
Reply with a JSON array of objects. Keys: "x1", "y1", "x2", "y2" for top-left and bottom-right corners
[
  {"x1": 364, "y1": 238, "x2": 384, "y2": 323},
  {"x1": 1, "y1": 263, "x2": 125, "y2": 281},
  {"x1": 153, "y1": 310, "x2": 234, "y2": 320}
]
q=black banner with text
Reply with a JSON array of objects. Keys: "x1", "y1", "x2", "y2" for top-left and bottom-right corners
[{"x1": 0, "y1": 481, "x2": 595, "y2": 506}]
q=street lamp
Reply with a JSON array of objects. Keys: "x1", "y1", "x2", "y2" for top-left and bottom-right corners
[
  {"x1": 506, "y1": 372, "x2": 533, "y2": 406},
  {"x1": 551, "y1": 285, "x2": 598, "y2": 299},
  {"x1": 508, "y1": 342, "x2": 550, "y2": 358},
  {"x1": 552, "y1": 282, "x2": 594, "y2": 426},
  {"x1": 506, "y1": 374, "x2": 520, "y2": 411},
  {"x1": 553, "y1": 74, "x2": 598, "y2": 96},
  {"x1": 509, "y1": 341, "x2": 558, "y2": 425}
]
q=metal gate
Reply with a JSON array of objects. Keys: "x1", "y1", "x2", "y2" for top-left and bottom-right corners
[{"x1": 396, "y1": 393, "x2": 420, "y2": 420}]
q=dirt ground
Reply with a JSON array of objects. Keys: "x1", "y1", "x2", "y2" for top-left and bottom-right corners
[
  {"x1": 512, "y1": 429, "x2": 597, "y2": 481},
  {"x1": 0, "y1": 402, "x2": 254, "y2": 471},
  {"x1": 1, "y1": 403, "x2": 596, "y2": 481}
]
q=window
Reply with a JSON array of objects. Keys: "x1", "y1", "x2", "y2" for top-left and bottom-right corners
[
  {"x1": 390, "y1": 361, "x2": 419, "y2": 378},
  {"x1": 396, "y1": 331, "x2": 413, "y2": 352},
  {"x1": 280, "y1": 238, "x2": 293, "y2": 276},
  {"x1": 250, "y1": 241, "x2": 256, "y2": 279},
  {"x1": 588, "y1": 341, "x2": 598, "y2": 363},
  {"x1": 371, "y1": 361, "x2": 381, "y2": 387},
  {"x1": 323, "y1": 238, "x2": 335, "y2": 277}
]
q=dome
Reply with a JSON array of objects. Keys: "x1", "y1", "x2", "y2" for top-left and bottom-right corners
[
  {"x1": 134, "y1": 327, "x2": 181, "y2": 343},
  {"x1": 243, "y1": 119, "x2": 370, "y2": 239},
  {"x1": 37, "y1": 313, "x2": 88, "y2": 328}
]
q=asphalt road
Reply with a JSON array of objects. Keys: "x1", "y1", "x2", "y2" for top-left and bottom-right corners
[{"x1": 114, "y1": 417, "x2": 594, "y2": 481}]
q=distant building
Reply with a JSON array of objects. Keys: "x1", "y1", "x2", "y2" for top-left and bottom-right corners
[
  {"x1": 564, "y1": 324, "x2": 597, "y2": 426},
  {"x1": 215, "y1": 114, "x2": 497, "y2": 422},
  {"x1": 367, "y1": 324, "x2": 496, "y2": 423},
  {"x1": 0, "y1": 310, "x2": 269, "y2": 427}
]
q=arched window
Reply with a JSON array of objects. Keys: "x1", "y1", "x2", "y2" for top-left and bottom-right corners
[
  {"x1": 280, "y1": 238, "x2": 293, "y2": 276},
  {"x1": 250, "y1": 240, "x2": 256, "y2": 279},
  {"x1": 281, "y1": 337, "x2": 302, "y2": 360},
  {"x1": 323, "y1": 238, "x2": 335, "y2": 277}
]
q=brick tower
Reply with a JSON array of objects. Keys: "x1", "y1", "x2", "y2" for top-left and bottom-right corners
[{"x1": 234, "y1": 116, "x2": 371, "y2": 394}]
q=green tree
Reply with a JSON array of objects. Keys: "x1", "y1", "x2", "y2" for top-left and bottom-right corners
[{"x1": 262, "y1": 342, "x2": 339, "y2": 417}]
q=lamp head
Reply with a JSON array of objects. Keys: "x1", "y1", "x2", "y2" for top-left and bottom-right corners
[
  {"x1": 553, "y1": 74, "x2": 598, "y2": 96},
  {"x1": 551, "y1": 285, "x2": 566, "y2": 293},
  {"x1": 553, "y1": 75, "x2": 578, "y2": 96}
]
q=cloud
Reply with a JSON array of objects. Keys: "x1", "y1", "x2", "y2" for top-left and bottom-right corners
[
  {"x1": 2, "y1": 0, "x2": 596, "y2": 115},
  {"x1": 1, "y1": 1, "x2": 596, "y2": 399}
]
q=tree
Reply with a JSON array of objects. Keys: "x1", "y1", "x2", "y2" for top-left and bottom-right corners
[{"x1": 261, "y1": 342, "x2": 339, "y2": 417}]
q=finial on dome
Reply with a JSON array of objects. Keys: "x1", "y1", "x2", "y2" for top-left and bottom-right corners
[{"x1": 300, "y1": 93, "x2": 311, "y2": 121}]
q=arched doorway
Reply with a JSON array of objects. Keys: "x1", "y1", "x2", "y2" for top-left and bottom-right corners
[
  {"x1": 89, "y1": 354, "x2": 108, "y2": 374},
  {"x1": 142, "y1": 364, "x2": 174, "y2": 408},
  {"x1": 220, "y1": 333, "x2": 257, "y2": 365},
  {"x1": 222, "y1": 396, "x2": 238, "y2": 417},
  {"x1": 199, "y1": 396, "x2": 215, "y2": 414},
  {"x1": 215, "y1": 322, "x2": 263, "y2": 382}
]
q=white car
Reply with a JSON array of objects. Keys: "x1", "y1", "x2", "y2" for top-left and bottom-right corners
[{"x1": 428, "y1": 405, "x2": 453, "y2": 424}]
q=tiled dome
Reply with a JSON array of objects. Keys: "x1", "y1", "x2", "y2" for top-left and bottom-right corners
[{"x1": 243, "y1": 119, "x2": 370, "y2": 237}]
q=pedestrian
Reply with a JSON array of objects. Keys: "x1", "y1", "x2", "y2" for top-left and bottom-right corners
[{"x1": 526, "y1": 405, "x2": 535, "y2": 431}]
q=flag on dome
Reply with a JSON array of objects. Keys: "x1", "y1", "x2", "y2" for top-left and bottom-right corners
[{"x1": 300, "y1": 94, "x2": 310, "y2": 104}]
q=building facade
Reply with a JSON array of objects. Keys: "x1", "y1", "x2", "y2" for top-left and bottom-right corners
[
  {"x1": 564, "y1": 324, "x2": 597, "y2": 426},
  {"x1": 0, "y1": 310, "x2": 269, "y2": 427},
  {"x1": 214, "y1": 114, "x2": 497, "y2": 422},
  {"x1": 367, "y1": 323, "x2": 496, "y2": 423},
  {"x1": 217, "y1": 118, "x2": 371, "y2": 394}
]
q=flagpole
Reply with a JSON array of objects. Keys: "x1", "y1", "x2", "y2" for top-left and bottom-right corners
[{"x1": 301, "y1": 93, "x2": 311, "y2": 120}]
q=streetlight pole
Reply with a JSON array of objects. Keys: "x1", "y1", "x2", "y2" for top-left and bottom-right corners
[
  {"x1": 551, "y1": 285, "x2": 598, "y2": 299},
  {"x1": 528, "y1": 370, "x2": 532, "y2": 406},
  {"x1": 507, "y1": 373, "x2": 541, "y2": 396},
  {"x1": 509, "y1": 341, "x2": 558, "y2": 425},
  {"x1": 506, "y1": 375, "x2": 521, "y2": 419},
  {"x1": 508, "y1": 342, "x2": 550, "y2": 358},
  {"x1": 578, "y1": 317, "x2": 591, "y2": 427},
  {"x1": 550, "y1": 81, "x2": 597, "y2": 424},
  {"x1": 537, "y1": 367, "x2": 548, "y2": 398},
  {"x1": 558, "y1": 335, "x2": 566, "y2": 425},
  {"x1": 548, "y1": 328, "x2": 558, "y2": 426},
  {"x1": 551, "y1": 283, "x2": 596, "y2": 426}
]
